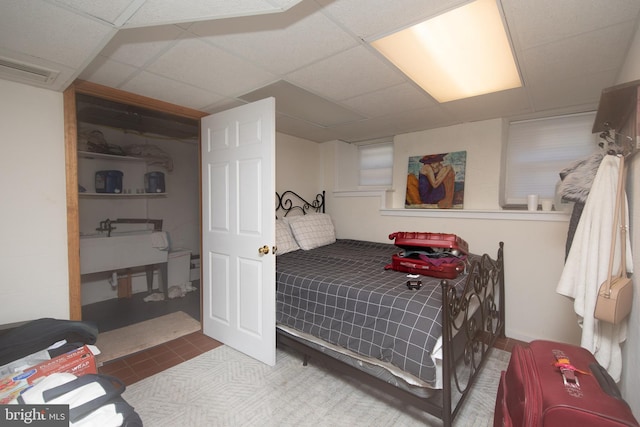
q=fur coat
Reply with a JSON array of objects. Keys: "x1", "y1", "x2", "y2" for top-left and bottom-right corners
[
  {"x1": 558, "y1": 151, "x2": 604, "y2": 256},
  {"x1": 557, "y1": 151, "x2": 604, "y2": 203}
]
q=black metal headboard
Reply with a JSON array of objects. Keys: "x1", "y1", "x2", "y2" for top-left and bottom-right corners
[{"x1": 276, "y1": 191, "x2": 325, "y2": 218}]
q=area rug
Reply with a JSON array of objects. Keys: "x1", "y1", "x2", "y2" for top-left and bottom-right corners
[
  {"x1": 123, "y1": 345, "x2": 510, "y2": 426},
  {"x1": 95, "y1": 311, "x2": 200, "y2": 364}
]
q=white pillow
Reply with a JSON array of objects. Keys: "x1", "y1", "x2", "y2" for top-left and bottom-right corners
[
  {"x1": 288, "y1": 213, "x2": 336, "y2": 250},
  {"x1": 275, "y1": 219, "x2": 299, "y2": 255}
]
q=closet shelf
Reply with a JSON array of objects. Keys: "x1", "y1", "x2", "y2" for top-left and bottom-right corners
[
  {"x1": 78, "y1": 151, "x2": 146, "y2": 162},
  {"x1": 78, "y1": 149, "x2": 168, "y2": 198},
  {"x1": 79, "y1": 192, "x2": 167, "y2": 198}
]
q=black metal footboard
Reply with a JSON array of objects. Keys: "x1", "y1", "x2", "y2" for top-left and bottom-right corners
[{"x1": 440, "y1": 241, "x2": 505, "y2": 425}]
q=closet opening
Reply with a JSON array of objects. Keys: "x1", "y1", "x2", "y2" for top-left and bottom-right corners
[{"x1": 65, "y1": 81, "x2": 207, "y2": 350}]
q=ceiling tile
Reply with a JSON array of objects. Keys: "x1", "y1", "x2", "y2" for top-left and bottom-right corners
[
  {"x1": 146, "y1": 37, "x2": 276, "y2": 97},
  {"x1": 201, "y1": 98, "x2": 247, "y2": 114},
  {"x1": 0, "y1": 0, "x2": 114, "y2": 69},
  {"x1": 240, "y1": 80, "x2": 364, "y2": 126},
  {"x1": 98, "y1": 25, "x2": 185, "y2": 68},
  {"x1": 387, "y1": 106, "x2": 458, "y2": 134},
  {"x1": 78, "y1": 55, "x2": 139, "y2": 88},
  {"x1": 121, "y1": 71, "x2": 224, "y2": 109},
  {"x1": 527, "y1": 69, "x2": 615, "y2": 112},
  {"x1": 521, "y1": 23, "x2": 635, "y2": 85},
  {"x1": 286, "y1": 45, "x2": 406, "y2": 101},
  {"x1": 275, "y1": 113, "x2": 341, "y2": 142},
  {"x1": 123, "y1": 0, "x2": 303, "y2": 28},
  {"x1": 189, "y1": 1, "x2": 358, "y2": 75},
  {"x1": 341, "y1": 83, "x2": 436, "y2": 118},
  {"x1": 503, "y1": 0, "x2": 640, "y2": 51},
  {"x1": 49, "y1": 0, "x2": 136, "y2": 25},
  {"x1": 269, "y1": 0, "x2": 304, "y2": 8},
  {"x1": 316, "y1": 0, "x2": 469, "y2": 39},
  {"x1": 327, "y1": 115, "x2": 401, "y2": 143}
]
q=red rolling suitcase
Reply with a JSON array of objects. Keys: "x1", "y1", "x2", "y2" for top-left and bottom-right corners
[
  {"x1": 388, "y1": 231, "x2": 469, "y2": 256},
  {"x1": 494, "y1": 340, "x2": 639, "y2": 427},
  {"x1": 384, "y1": 232, "x2": 468, "y2": 279}
]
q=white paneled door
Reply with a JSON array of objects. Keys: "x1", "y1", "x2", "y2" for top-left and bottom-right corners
[{"x1": 201, "y1": 98, "x2": 276, "y2": 365}]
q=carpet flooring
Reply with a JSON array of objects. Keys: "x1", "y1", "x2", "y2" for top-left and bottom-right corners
[
  {"x1": 95, "y1": 311, "x2": 201, "y2": 364},
  {"x1": 123, "y1": 344, "x2": 510, "y2": 426}
]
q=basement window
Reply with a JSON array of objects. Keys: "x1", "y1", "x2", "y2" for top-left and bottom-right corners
[
  {"x1": 359, "y1": 142, "x2": 394, "y2": 187},
  {"x1": 503, "y1": 112, "x2": 598, "y2": 208}
]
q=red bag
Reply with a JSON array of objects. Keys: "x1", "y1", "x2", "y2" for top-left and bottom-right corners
[
  {"x1": 388, "y1": 231, "x2": 468, "y2": 255},
  {"x1": 385, "y1": 253, "x2": 465, "y2": 279},
  {"x1": 494, "y1": 340, "x2": 639, "y2": 427},
  {"x1": 385, "y1": 232, "x2": 468, "y2": 279}
]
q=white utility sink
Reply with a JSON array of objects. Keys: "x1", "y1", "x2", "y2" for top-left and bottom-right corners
[{"x1": 80, "y1": 231, "x2": 169, "y2": 275}]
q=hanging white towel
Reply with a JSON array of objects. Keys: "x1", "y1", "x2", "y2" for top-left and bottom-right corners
[{"x1": 556, "y1": 155, "x2": 633, "y2": 382}]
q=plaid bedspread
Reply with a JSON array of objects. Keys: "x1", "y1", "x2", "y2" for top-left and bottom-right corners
[{"x1": 276, "y1": 239, "x2": 471, "y2": 386}]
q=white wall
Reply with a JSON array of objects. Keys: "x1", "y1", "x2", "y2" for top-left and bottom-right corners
[
  {"x1": 0, "y1": 79, "x2": 69, "y2": 325},
  {"x1": 276, "y1": 132, "x2": 322, "y2": 198},
  {"x1": 319, "y1": 119, "x2": 583, "y2": 345},
  {"x1": 392, "y1": 119, "x2": 504, "y2": 209},
  {"x1": 616, "y1": 23, "x2": 640, "y2": 416}
]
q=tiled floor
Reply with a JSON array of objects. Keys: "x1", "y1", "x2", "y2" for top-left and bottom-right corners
[
  {"x1": 100, "y1": 332, "x2": 524, "y2": 386},
  {"x1": 99, "y1": 331, "x2": 222, "y2": 385}
]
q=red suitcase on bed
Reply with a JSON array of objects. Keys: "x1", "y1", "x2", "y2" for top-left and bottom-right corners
[
  {"x1": 384, "y1": 232, "x2": 468, "y2": 279},
  {"x1": 494, "y1": 340, "x2": 639, "y2": 427},
  {"x1": 384, "y1": 253, "x2": 466, "y2": 279},
  {"x1": 388, "y1": 231, "x2": 469, "y2": 256}
]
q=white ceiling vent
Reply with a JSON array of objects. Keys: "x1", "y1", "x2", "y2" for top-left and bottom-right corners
[{"x1": 0, "y1": 57, "x2": 59, "y2": 85}]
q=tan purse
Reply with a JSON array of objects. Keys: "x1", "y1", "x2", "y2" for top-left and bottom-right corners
[{"x1": 594, "y1": 155, "x2": 633, "y2": 324}]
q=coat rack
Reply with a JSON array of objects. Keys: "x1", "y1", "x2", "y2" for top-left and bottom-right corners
[
  {"x1": 598, "y1": 126, "x2": 637, "y2": 159},
  {"x1": 592, "y1": 79, "x2": 640, "y2": 160}
]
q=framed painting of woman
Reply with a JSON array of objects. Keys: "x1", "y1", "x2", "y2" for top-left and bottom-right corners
[{"x1": 405, "y1": 151, "x2": 466, "y2": 209}]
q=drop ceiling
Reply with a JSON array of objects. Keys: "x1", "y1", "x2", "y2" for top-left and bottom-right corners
[{"x1": 1, "y1": 0, "x2": 639, "y2": 143}]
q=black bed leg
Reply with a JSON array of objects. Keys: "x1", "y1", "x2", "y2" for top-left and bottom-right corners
[{"x1": 303, "y1": 354, "x2": 310, "y2": 366}]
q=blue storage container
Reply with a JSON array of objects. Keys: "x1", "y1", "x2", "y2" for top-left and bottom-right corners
[
  {"x1": 145, "y1": 172, "x2": 165, "y2": 193},
  {"x1": 95, "y1": 170, "x2": 123, "y2": 193}
]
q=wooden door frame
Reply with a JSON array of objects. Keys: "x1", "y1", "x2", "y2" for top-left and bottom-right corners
[{"x1": 64, "y1": 80, "x2": 207, "y2": 320}]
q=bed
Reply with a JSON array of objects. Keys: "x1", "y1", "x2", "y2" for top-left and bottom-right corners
[{"x1": 274, "y1": 190, "x2": 505, "y2": 426}]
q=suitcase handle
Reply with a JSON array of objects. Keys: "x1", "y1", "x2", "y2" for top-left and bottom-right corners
[
  {"x1": 42, "y1": 374, "x2": 126, "y2": 423},
  {"x1": 589, "y1": 363, "x2": 623, "y2": 400}
]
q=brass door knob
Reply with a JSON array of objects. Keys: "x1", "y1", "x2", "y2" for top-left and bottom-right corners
[{"x1": 258, "y1": 245, "x2": 270, "y2": 255}]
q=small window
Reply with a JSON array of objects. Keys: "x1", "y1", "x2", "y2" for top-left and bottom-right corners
[
  {"x1": 504, "y1": 112, "x2": 598, "y2": 206},
  {"x1": 359, "y1": 142, "x2": 393, "y2": 186}
]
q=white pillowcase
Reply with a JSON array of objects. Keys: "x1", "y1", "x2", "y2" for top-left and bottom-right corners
[
  {"x1": 275, "y1": 219, "x2": 299, "y2": 255},
  {"x1": 288, "y1": 213, "x2": 336, "y2": 250}
]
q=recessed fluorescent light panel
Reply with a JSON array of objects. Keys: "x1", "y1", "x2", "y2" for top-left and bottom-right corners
[{"x1": 371, "y1": 0, "x2": 521, "y2": 103}]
